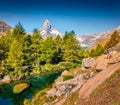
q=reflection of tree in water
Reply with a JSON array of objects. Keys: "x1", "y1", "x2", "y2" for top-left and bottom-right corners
[{"x1": 0, "y1": 71, "x2": 61, "y2": 105}]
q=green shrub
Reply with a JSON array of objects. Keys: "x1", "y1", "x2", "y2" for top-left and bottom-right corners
[
  {"x1": 57, "y1": 61, "x2": 73, "y2": 70},
  {"x1": 62, "y1": 75, "x2": 74, "y2": 81}
]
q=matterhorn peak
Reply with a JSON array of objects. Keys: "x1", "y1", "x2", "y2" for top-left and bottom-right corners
[
  {"x1": 40, "y1": 19, "x2": 62, "y2": 38},
  {"x1": 43, "y1": 19, "x2": 50, "y2": 27}
]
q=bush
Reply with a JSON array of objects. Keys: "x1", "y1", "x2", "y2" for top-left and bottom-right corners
[
  {"x1": 41, "y1": 64, "x2": 56, "y2": 72},
  {"x1": 57, "y1": 62, "x2": 73, "y2": 70},
  {"x1": 89, "y1": 44, "x2": 105, "y2": 57},
  {"x1": 62, "y1": 75, "x2": 74, "y2": 81}
]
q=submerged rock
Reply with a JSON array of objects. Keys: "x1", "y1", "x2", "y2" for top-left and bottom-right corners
[{"x1": 13, "y1": 83, "x2": 30, "y2": 94}]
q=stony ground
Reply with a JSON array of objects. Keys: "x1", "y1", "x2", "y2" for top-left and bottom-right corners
[
  {"x1": 79, "y1": 62, "x2": 120, "y2": 98},
  {"x1": 63, "y1": 69, "x2": 120, "y2": 105}
]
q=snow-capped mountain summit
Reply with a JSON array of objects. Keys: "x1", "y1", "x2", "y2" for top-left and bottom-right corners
[{"x1": 40, "y1": 19, "x2": 62, "y2": 38}]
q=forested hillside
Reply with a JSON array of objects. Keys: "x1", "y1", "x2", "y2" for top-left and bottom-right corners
[{"x1": 0, "y1": 22, "x2": 89, "y2": 80}]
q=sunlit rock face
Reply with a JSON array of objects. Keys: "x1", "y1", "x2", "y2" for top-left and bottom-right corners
[{"x1": 0, "y1": 21, "x2": 12, "y2": 35}]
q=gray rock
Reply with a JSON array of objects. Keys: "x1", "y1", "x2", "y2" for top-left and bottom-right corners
[
  {"x1": 108, "y1": 52, "x2": 120, "y2": 64},
  {"x1": 82, "y1": 57, "x2": 96, "y2": 70},
  {"x1": 55, "y1": 90, "x2": 63, "y2": 97},
  {"x1": 47, "y1": 88, "x2": 57, "y2": 97},
  {"x1": 0, "y1": 75, "x2": 11, "y2": 84},
  {"x1": 61, "y1": 70, "x2": 73, "y2": 76},
  {"x1": 96, "y1": 54, "x2": 108, "y2": 71},
  {"x1": 46, "y1": 74, "x2": 84, "y2": 98}
]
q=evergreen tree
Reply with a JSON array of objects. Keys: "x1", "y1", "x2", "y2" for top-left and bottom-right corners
[
  {"x1": 0, "y1": 34, "x2": 12, "y2": 63},
  {"x1": 62, "y1": 31, "x2": 80, "y2": 62},
  {"x1": 95, "y1": 44, "x2": 105, "y2": 56},
  {"x1": 40, "y1": 37, "x2": 56, "y2": 64},
  {"x1": 53, "y1": 35, "x2": 63, "y2": 63},
  {"x1": 89, "y1": 44, "x2": 105, "y2": 57},
  {"x1": 7, "y1": 39, "x2": 23, "y2": 71},
  {"x1": 30, "y1": 29, "x2": 42, "y2": 69},
  {"x1": 22, "y1": 34, "x2": 32, "y2": 66},
  {"x1": 12, "y1": 22, "x2": 25, "y2": 38}
]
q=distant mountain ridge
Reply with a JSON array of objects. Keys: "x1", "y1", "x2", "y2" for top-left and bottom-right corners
[
  {"x1": 76, "y1": 26, "x2": 120, "y2": 49},
  {"x1": 0, "y1": 21, "x2": 12, "y2": 35},
  {"x1": 40, "y1": 19, "x2": 62, "y2": 38}
]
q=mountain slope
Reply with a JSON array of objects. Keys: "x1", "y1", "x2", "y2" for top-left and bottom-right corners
[
  {"x1": 40, "y1": 19, "x2": 62, "y2": 38},
  {"x1": 0, "y1": 21, "x2": 12, "y2": 35},
  {"x1": 77, "y1": 26, "x2": 120, "y2": 49},
  {"x1": 64, "y1": 69, "x2": 120, "y2": 105}
]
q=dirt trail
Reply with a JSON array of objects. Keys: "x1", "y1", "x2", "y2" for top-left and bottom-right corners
[{"x1": 79, "y1": 62, "x2": 120, "y2": 98}]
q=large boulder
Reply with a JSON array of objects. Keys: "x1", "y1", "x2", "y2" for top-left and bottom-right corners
[
  {"x1": 108, "y1": 52, "x2": 120, "y2": 64},
  {"x1": 106, "y1": 51, "x2": 117, "y2": 59},
  {"x1": 82, "y1": 57, "x2": 96, "y2": 70},
  {"x1": 96, "y1": 54, "x2": 109, "y2": 71}
]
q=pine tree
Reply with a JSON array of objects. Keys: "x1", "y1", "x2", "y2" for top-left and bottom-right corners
[
  {"x1": 62, "y1": 31, "x2": 80, "y2": 62},
  {"x1": 7, "y1": 39, "x2": 23, "y2": 71},
  {"x1": 30, "y1": 29, "x2": 42, "y2": 69},
  {"x1": 12, "y1": 22, "x2": 25, "y2": 38},
  {"x1": 40, "y1": 37, "x2": 56, "y2": 64}
]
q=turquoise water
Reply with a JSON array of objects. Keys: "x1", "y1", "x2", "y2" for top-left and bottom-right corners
[{"x1": 0, "y1": 71, "x2": 61, "y2": 105}]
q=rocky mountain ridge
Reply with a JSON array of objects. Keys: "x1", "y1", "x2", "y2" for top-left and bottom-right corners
[
  {"x1": 0, "y1": 21, "x2": 12, "y2": 35},
  {"x1": 77, "y1": 26, "x2": 120, "y2": 49}
]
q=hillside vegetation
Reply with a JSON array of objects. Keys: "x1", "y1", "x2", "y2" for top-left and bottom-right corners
[
  {"x1": 0, "y1": 22, "x2": 90, "y2": 81},
  {"x1": 0, "y1": 22, "x2": 120, "y2": 105}
]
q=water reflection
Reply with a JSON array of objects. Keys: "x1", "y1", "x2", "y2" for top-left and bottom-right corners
[{"x1": 0, "y1": 71, "x2": 61, "y2": 105}]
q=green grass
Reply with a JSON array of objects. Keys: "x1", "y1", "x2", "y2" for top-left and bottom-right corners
[{"x1": 62, "y1": 75, "x2": 74, "y2": 81}]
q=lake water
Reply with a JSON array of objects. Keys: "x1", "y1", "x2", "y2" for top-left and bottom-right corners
[{"x1": 0, "y1": 71, "x2": 61, "y2": 105}]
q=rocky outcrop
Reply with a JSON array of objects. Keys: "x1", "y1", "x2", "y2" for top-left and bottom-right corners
[
  {"x1": 108, "y1": 52, "x2": 120, "y2": 64},
  {"x1": 61, "y1": 70, "x2": 73, "y2": 77},
  {"x1": 82, "y1": 57, "x2": 96, "y2": 70},
  {"x1": 0, "y1": 21, "x2": 12, "y2": 35},
  {"x1": 82, "y1": 44, "x2": 120, "y2": 72},
  {"x1": 47, "y1": 74, "x2": 85, "y2": 98},
  {"x1": 95, "y1": 54, "x2": 109, "y2": 71},
  {"x1": 79, "y1": 62, "x2": 120, "y2": 98}
]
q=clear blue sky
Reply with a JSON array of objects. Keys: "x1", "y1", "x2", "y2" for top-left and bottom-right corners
[{"x1": 0, "y1": 0, "x2": 120, "y2": 35}]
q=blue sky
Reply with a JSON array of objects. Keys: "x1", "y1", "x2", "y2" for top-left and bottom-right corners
[{"x1": 0, "y1": 0, "x2": 120, "y2": 35}]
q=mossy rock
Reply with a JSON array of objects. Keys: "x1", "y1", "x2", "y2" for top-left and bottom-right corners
[{"x1": 13, "y1": 83, "x2": 30, "y2": 94}]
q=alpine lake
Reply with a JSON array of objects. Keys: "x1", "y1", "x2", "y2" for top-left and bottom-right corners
[{"x1": 0, "y1": 71, "x2": 61, "y2": 105}]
